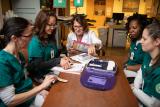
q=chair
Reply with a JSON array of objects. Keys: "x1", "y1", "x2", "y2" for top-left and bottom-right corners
[
  {"x1": 98, "y1": 27, "x2": 108, "y2": 47},
  {"x1": 97, "y1": 27, "x2": 108, "y2": 56}
]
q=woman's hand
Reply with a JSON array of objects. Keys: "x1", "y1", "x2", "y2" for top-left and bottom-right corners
[
  {"x1": 40, "y1": 75, "x2": 56, "y2": 89},
  {"x1": 60, "y1": 57, "x2": 72, "y2": 69},
  {"x1": 68, "y1": 48, "x2": 79, "y2": 54},
  {"x1": 88, "y1": 45, "x2": 96, "y2": 55}
]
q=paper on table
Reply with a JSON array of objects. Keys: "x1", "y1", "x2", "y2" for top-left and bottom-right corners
[
  {"x1": 107, "y1": 61, "x2": 115, "y2": 70},
  {"x1": 51, "y1": 63, "x2": 85, "y2": 75},
  {"x1": 70, "y1": 53, "x2": 97, "y2": 64}
]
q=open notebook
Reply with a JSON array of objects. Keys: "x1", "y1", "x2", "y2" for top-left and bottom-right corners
[
  {"x1": 70, "y1": 53, "x2": 97, "y2": 64},
  {"x1": 51, "y1": 53, "x2": 97, "y2": 75}
]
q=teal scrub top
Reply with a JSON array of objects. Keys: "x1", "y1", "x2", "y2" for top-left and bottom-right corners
[
  {"x1": 127, "y1": 41, "x2": 145, "y2": 65},
  {"x1": 28, "y1": 35, "x2": 59, "y2": 62},
  {"x1": 141, "y1": 53, "x2": 160, "y2": 100},
  {"x1": 0, "y1": 50, "x2": 34, "y2": 107},
  {"x1": 0, "y1": 99, "x2": 6, "y2": 107}
]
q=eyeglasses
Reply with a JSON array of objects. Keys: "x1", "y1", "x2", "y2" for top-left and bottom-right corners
[
  {"x1": 47, "y1": 23, "x2": 58, "y2": 29},
  {"x1": 21, "y1": 32, "x2": 33, "y2": 39},
  {"x1": 21, "y1": 25, "x2": 34, "y2": 38},
  {"x1": 73, "y1": 25, "x2": 83, "y2": 30},
  {"x1": 22, "y1": 35, "x2": 32, "y2": 38},
  {"x1": 19, "y1": 34, "x2": 32, "y2": 41}
]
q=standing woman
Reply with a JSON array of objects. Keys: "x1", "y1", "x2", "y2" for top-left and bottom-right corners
[
  {"x1": 66, "y1": 14, "x2": 102, "y2": 55},
  {"x1": 0, "y1": 17, "x2": 56, "y2": 107},
  {"x1": 28, "y1": 10, "x2": 71, "y2": 82},
  {"x1": 124, "y1": 13, "x2": 148, "y2": 78},
  {"x1": 132, "y1": 22, "x2": 160, "y2": 107}
]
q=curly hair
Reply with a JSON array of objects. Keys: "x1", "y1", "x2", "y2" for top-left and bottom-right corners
[
  {"x1": 126, "y1": 13, "x2": 148, "y2": 40},
  {"x1": 71, "y1": 14, "x2": 89, "y2": 33}
]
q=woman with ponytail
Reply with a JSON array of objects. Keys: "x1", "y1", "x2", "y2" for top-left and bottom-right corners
[
  {"x1": 0, "y1": 17, "x2": 56, "y2": 107},
  {"x1": 132, "y1": 22, "x2": 160, "y2": 107}
]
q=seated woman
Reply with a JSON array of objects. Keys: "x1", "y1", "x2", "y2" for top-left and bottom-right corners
[
  {"x1": 132, "y1": 22, "x2": 160, "y2": 107},
  {"x1": 0, "y1": 17, "x2": 55, "y2": 107},
  {"x1": 66, "y1": 14, "x2": 102, "y2": 55},
  {"x1": 124, "y1": 13, "x2": 148, "y2": 78},
  {"x1": 27, "y1": 10, "x2": 71, "y2": 82}
]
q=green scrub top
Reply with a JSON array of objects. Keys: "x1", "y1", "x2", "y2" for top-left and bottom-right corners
[
  {"x1": 127, "y1": 41, "x2": 145, "y2": 65},
  {"x1": 0, "y1": 99, "x2": 6, "y2": 107},
  {"x1": 28, "y1": 35, "x2": 59, "y2": 62},
  {"x1": 141, "y1": 53, "x2": 160, "y2": 100},
  {"x1": 0, "y1": 50, "x2": 34, "y2": 107}
]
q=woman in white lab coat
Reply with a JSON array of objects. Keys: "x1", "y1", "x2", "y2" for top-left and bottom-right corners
[{"x1": 66, "y1": 14, "x2": 102, "y2": 55}]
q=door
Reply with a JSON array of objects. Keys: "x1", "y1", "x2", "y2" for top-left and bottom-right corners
[{"x1": 11, "y1": 0, "x2": 40, "y2": 22}]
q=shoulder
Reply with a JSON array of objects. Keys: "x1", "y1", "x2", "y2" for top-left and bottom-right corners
[
  {"x1": 0, "y1": 55, "x2": 7, "y2": 66},
  {"x1": 143, "y1": 53, "x2": 151, "y2": 63},
  {"x1": 84, "y1": 30, "x2": 97, "y2": 37},
  {"x1": 153, "y1": 67, "x2": 160, "y2": 76},
  {"x1": 28, "y1": 35, "x2": 43, "y2": 55},
  {"x1": 141, "y1": 53, "x2": 151, "y2": 69},
  {"x1": 29, "y1": 35, "x2": 41, "y2": 46},
  {"x1": 0, "y1": 51, "x2": 13, "y2": 64},
  {"x1": 0, "y1": 52, "x2": 13, "y2": 87},
  {"x1": 137, "y1": 42, "x2": 143, "y2": 49},
  {"x1": 30, "y1": 35, "x2": 39, "y2": 42},
  {"x1": 67, "y1": 31, "x2": 76, "y2": 39},
  {"x1": 68, "y1": 31, "x2": 75, "y2": 36},
  {"x1": 87, "y1": 30, "x2": 96, "y2": 35}
]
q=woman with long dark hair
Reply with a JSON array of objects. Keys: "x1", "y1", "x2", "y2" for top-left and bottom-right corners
[{"x1": 28, "y1": 10, "x2": 71, "y2": 82}]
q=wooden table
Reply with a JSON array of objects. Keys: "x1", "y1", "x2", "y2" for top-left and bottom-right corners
[{"x1": 42, "y1": 55, "x2": 139, "y2": 107}]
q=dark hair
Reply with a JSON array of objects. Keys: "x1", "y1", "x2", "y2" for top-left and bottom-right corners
[
  {"x1": 144, "y1": 22, "x2": 160, "y2": 76},
  {"x1": 34, "y1": 9, "x2": 57, "y2": 42},
  {"x1": 0, "y1": 17, "x2": 30, "y2": 48},
  {"x1": 126, "y1": 13, "x2": 148, "y2": 41},
  {"x1": 71, "y1": 14, "x2": 88, "y2": 33}
]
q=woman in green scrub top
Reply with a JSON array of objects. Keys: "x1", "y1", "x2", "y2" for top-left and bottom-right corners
[
  {"x1": 27, "y1": 10, "x2": 71, "y2": 82},
  {"x1": 0, "y1": 17, "x2": 56, "y2": 107},
  {"x1": 132, "y1": 22, "x2": 160, "y2": 107},
  {"x1": 124, "y1": 13, "x2": 148, "y2": 78}
]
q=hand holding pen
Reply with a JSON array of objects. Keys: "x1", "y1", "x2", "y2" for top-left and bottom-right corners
[{"x1": 60, "y1": 57, "x2": 73, "y2": 70}]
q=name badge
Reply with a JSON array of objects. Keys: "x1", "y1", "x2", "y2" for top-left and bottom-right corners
[
  {"x1": 130, "y1": 52, "x2": 134, "y2": 60},
  {"x1": 51, "y1": 49, "x2": 54, "y2": 59}
]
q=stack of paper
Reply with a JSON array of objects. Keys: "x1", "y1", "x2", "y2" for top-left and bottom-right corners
[{"x1": 107, "y1": 61, "x2": 115, "y2": 70}]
